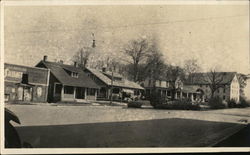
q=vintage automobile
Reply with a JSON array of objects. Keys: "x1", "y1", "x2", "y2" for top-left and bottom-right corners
[
  {"x1": 5, "y1": 108, "x2": 22, "y2": 148},
  {"x1": 5, "y1": 108, "x2": 33, "y2": 148}
]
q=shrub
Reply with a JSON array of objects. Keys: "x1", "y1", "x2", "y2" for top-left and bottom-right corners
[
  {"x1": 149, "y1": 90, "x2": 166, "y2": 107},
  {"x1": 154, "y1": 98, "x2": 201, "y2": 110},
  {"x1": 228, "y1": 99, "x2": 237, "y2": 108},
  {"x1": 208, "y1": 96, "x2": 225, "y2": 109},
  {"x1": 236, "y1": 98, "x2": 250, "y2": 108},
  {"x1": 127, "y1": 101, "x2": 143, "y2": 108}
]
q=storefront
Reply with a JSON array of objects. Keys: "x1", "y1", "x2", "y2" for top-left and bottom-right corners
[{"x1": 4, "y1": 63, "x2": 49, "y2": 103}]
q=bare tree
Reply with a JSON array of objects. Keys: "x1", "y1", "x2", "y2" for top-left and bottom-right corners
[
  {"x1": 165, "y1": 65, "x2": 185, "y2": 100},
  {"x1": 183, "y1": 58, "x2": 201, "y2": 82},
  {"x1": 203, "y1": 69, "x2": 229, "y2": 98},
  {"x1": 72, "y1": 47, "x2": 93, "y2": 68},
  {"x1": 123, "y1": 38, "x2": 150, "y2": 82}
]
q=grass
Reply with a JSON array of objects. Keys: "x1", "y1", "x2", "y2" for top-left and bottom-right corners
[{"x1": 15, "y1": 118, "x2": 241, "y2": 148}]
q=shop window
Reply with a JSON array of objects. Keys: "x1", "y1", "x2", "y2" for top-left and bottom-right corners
[{"x1": 64, "y1": 86, "x2": 74, "y2": 94}]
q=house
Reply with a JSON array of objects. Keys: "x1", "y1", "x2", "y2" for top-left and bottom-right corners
[
  {"x1": 242, "y1": 74, "x2": 250, "y2": 101},
  {"x1": 84, "y1": 67, "x2": 144, "y2": 100},
  {"x1": 185, "y1": 72, "x2": 240, "y2": 103},
  {"x1": 4, "y1": 63, "x2": 49, "y2": 103},
  {"x1": 36, "y1": 56, "x2": 100, "y2": 102},
  {"x1": 142, "y1": 76, "x2": 203, "y2": 102}
]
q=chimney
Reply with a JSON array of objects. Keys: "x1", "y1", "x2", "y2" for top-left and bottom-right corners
[
  {"x1": 92, "y1": 39, "x2": 96, "y2": 48},
  {"x1": 59, "y1": 60, "x2": 63, "y2": 64},
  {"x1": 74, "y1": 62, "x2": 77, "y2": 67},
  {"x1": 102, "y1": 67, "x2": 106, "y2": 73},
  {"x1": 43, "y1": 55, "x2": 48, "y2": 62}
]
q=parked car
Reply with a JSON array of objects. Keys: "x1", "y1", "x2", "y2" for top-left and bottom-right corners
[
  {"x1": 5, "y1": 108, "x2": 32, "y2": 148},
  {"x1": 5, "y1": 108, "x2": 22, "y2": 148}
]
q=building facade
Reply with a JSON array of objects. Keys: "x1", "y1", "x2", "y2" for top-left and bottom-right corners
[
  {"x1": 185, "y1": 72, "x2": 240, "y2": 103},
  {"x1": 36, "y1": 56, "x2": 100, "y2": 103},
  {"x1": 84, "y1": 67, "x2": 144, "y2": 101},
  {"x1": 4, "y1": 63, "x2": 49, "y2": 103}
]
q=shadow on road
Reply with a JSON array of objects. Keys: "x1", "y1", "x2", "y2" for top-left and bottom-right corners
[
  {"x1": 214, "y1": 124, "x2": 250, "y2": 147},
  {"x1": 12, "y1": 118, "x2": 247, "y2": 148}
]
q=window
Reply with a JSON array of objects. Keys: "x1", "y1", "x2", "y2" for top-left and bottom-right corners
[
  {"x1": 64, "y1": 86, "x2": 74, "y2": 94},
  {"x1": 148, "y1": 80, "x2": 151, "y2": 86},
  {"x1": 87, "y1": 88, "x2": 96, "y2": 96},
  {"x1": 71, "y1": 72, "x2": 79, "y2": 78},
  {"x1": 217, "y1": 89, "x2": 220, "y2": 93},
  {"x1": 167, "y1": 90, "x2": 171, "y2": 96},
  {"x1": 223, "y1": 87, "x2": 226, "y2": 93},
  {"x1": 223, "y1": 95, "x2": 226, "y2": 100}
]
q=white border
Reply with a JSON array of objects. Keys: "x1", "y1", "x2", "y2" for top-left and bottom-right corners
[{"x1": 1, "y1": 0, "x2": 250, "y2": 154}]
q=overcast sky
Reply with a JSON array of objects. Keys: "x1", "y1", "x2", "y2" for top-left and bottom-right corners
[{"x1": 4, "y1": 3, "x2": 250, "y2": 74}]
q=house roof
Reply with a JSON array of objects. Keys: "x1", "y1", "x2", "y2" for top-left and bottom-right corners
[
  {"x1": 185, "y1": 72, "x2": 237, "y2": 85},
  {"x1": 182, "y1": 85, "x2": 201, "y2": 93},
  {"x1": 85, "y1": 67, "x2": 144, "y2": 90},
  {"x1": 37, "y1": 61, "x2": 99, "y2": 88}
]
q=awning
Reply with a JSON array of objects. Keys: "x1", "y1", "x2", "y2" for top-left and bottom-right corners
[{"x1": 122, "y1": 88, "x2": 134, "y2": 94}]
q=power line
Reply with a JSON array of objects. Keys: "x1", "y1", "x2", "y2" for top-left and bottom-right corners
[{"x1": 5, "y1": 14, "x2": 248, "y2": 34}]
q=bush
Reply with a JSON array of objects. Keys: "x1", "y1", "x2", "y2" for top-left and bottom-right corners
[
  {"x1": 208, "y1": 97, "x2": 225, "y2": 109},
  {"x1": 236, "y1": 98, "x2": 250, "y2": 108},
  {"x1": 228, "y1": 99, "x2": 237, "y2": 108},
  {"x1": 154, "y1": 98, "x2": 201, "y2": 110},
  {"x1": 127, "y1": 101, "x2": 143, "y2": 108},
  {"x1": 149, "y1": 90, "x2": 166, "y2": 107}
]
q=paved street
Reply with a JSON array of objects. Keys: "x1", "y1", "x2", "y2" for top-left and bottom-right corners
[{"x1": 5, "y1": 104, "x2": 250, "y2": 147}]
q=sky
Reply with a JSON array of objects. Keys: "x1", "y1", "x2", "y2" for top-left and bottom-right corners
[{"x1": 4, "y1": 3, "x2": 250, "y2": 74}]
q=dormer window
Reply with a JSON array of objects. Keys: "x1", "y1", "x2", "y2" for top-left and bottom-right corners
[{"x1": 71, "y1": 72, "x2": 78, "y2": 78}]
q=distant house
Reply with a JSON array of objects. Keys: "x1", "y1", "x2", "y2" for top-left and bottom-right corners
[
  {"x1": 185, "y1": 72, "x2": 240, "y2": 102},
  {"x1": 4, "y1": 63, "x2": 49, "y2": 103},
  {"x1": 36, "y1": 56, "x2": 100, "y2": 103},
  {"x1": 84, "y1": 67, "x2": 144, "y2": 100},
  {"x1": 241, "y1": 74, "x2": 250, "y2": 101}
]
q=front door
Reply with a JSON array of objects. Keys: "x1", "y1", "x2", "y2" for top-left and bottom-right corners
[{"x1": 76, "y1": 87, "x2": 85, "y2": 99}]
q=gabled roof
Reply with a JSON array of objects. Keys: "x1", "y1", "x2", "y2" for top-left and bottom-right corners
[
  {"x1": 85, "y1": 67, "x2": 144, "y2": 90},
  {"x1": 37, "y1": 61, "x2": 99, "y2": 89},
  {"x1": 185, "y1": 72, "x2": 237, "y2": 85}
]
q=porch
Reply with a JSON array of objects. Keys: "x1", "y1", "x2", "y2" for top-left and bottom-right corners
[{"x1": 53, "y1": 83, "x2": 98, "y2": 102}]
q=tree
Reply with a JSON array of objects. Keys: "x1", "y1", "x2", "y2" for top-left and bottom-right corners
[
  {"x1": 165, "y1": 65, "x2": 185, "y2": 100},
  {"x1": 183, "y1": 58, "x2": 201, "y2": 82},
  {"x1": 203, "y1": 69, "x2": 229, "y2": 98},
  {"x1": 71, "y1": 47, "x2": 94, "y2": 68},
  {"x1": 123, "y1": 38, "x2": 151, "y2": 82}
]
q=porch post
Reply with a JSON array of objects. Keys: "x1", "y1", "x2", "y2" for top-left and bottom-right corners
[
  {"x1": 191, "y1": 93, "x2": 194, "y2": 102},
  {"x1": 85, "y1": 88, "x2": 87, "y2": 100},
  {"x1": 61, "y1": 85, "x2": 64, "y2": 101},
  {"x1": 95, "y1": 89, "x2": 97, "y2": 100},
  {"x1": 73, "y1": 87, "x2": 76, "y2": 100},
  {"x1": 180, "y1": 91, "x2": 183, "y2": 99}
]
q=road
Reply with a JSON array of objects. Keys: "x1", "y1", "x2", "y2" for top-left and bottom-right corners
[{"x1": 5, "y1": 104, "x2": 250, "y2": 147}]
